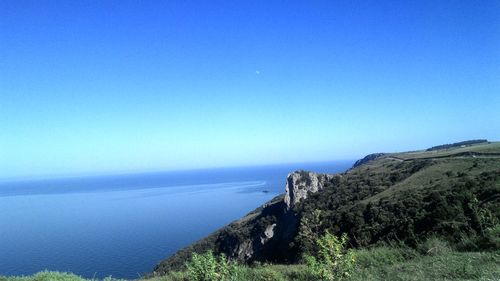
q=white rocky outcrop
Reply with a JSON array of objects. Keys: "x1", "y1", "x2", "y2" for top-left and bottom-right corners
[
  {"x1": 284, "y1": 170, "x2": 336, "y2": 209},
  {"x1": 260, "y1": 223, "x2": 276, "y2": 245}
]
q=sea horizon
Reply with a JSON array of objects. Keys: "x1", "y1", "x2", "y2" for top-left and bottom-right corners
[
  {"x1": 0, "y1": 160, "x2": 353, "y2": 278},
  {"x1": 0, "y1": 159, "x2": 357, "y2": 185}
]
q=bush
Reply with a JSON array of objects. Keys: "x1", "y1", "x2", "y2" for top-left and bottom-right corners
[
  {"x1": 297, "y1": 209, "x2": 323, "y2": 254},
  {"x1": 417, "y1": 237, "x2": 452, "y2": 256},
  {"x1": 32, "y1": 271, "x2": 87, "y2": 281},
  {"x1": 185, "y1": 251, "x2": 239, "y2": 281},
  {"x1": 304, "y1": 232, "x2": 356, "y2": 281}
]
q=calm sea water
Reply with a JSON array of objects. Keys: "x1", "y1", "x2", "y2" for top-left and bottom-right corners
[{"x1": 0, "y1": 161, "x2": 353, "y2": 279}]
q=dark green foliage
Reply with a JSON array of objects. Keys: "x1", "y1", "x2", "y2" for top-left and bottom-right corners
[
  {"x1": 296, "y1": 209, "x2": 323, "y2": 255},
  {"x1": 426, "y1": 139, "x2": 488, "y2": 151},
  {"x1": 297, "y1": 158, "x2": 500, "y2": 252}
]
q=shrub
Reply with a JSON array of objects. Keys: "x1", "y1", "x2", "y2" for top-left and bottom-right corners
[
  {"x1": 417, "y1": 237, "x2": 452, "y2": 256},
  {"x1": 483, "y1": 223, "x2": 500, "y2": 248},
  {"x1": 297, "y1": 209, "x2": 323, "y2": 254},
  {"x1": 185, "y1": 251, "x2": 239, "y2": 281},
  {"x1": 304, "y1": 232, "x2": 356, "y2": 281},
  {"x1": 31, "y1": 271, "x2": 87, "y2": 281}
]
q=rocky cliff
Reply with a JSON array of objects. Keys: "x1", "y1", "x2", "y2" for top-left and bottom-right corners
[
  {"x1": 152, "y1": 170, "x2": 336, "y2": 276},
  {"x1": 284, "y1": 170, "x2": 337, "y2": 209}
]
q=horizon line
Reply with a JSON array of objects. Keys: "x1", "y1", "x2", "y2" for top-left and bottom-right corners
[{"x1": 0, "y1": 158, "x2": 357, "y2": 184}]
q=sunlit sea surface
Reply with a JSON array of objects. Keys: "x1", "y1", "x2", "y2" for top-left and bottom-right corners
[{"x1": 0, "y1": 161, "x2": 353, "y2": 278}]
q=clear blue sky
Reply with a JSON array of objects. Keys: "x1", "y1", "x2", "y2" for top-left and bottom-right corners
[{"x1": 1, "y1": 1, "x2": 499, "y2": 179}]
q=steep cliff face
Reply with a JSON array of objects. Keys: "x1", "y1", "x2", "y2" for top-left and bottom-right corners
[
  {"x1": 152, "y1": 170, "x2": 336, "y2": 275},
  {"x1": 284, "y1": 170, "x2": 336, "y2": 209}
]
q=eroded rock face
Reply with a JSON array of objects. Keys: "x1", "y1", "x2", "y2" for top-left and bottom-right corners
[
  {"x1": 284, "y1": 170, "x2": 335, "y2": 209},
  {"x1": 235, "y1": 240, "x2": 254, "y2": 260},
  {"x1": 218, "y1": 169, "x2": 338, "y2": 263},
  {"x1": 260, "y1": 223, "x2": 276, "y2": 245},
  {"x1": 153, "y1": 170, "x2": 338, "y2": 274}
]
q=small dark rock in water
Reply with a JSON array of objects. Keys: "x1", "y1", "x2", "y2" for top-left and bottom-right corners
[{"x1": 262, "y1": 190, "x2": 269, "y2": 193}]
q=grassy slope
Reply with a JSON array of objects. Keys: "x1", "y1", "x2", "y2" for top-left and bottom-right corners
[
  {"x1": 356, "y1": 142, "x2": 500, "y2": 217},
  {"x1": 3, "y1": 247, "x2": 498, "y2": 281},
  {"x1": 351, "y1": 247, "x2": 500, "y2": 281},
  {"x1": 392, "y1": 142, "x2": 500, "y2": 160},
  {"x1": 297, "y1": 141, "x2": 500, "y2": 246},
  {"x1": 361, "y1": 156, "x2": 500, "y2": 203},
  {"x1": 151, "y1": 247, "x2": 500, "y2": 281}
]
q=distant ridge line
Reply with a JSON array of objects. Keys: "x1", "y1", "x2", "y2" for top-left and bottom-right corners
[{"x1": 426, "y1": 139, "x2": 488, "y2": 151}]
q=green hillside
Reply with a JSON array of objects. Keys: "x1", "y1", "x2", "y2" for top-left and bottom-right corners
[
  {"x1": 298, "y1": 141, "x2": 500, "y2": 250},
  {"x1": 154, "y1": 141, "x2": 500, "y2": 277}
]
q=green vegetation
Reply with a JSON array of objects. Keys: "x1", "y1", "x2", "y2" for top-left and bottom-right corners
[
  {"x1": 303, "y1": 232, "x2": 356, "y2": 281},
  {"x1": 392, "y1": 141, "x2": 500, "y2": 160},
  {"x1": 0, "y1": 271, "x2": 126, "y2": 281},
  {"x1": 185, "y1": 251, "x2": 238, "y2": 281},
  {"x1": 294, "y1": 143, "x2": 500, "y2": 254},
  {"x1": 3, "y1": 242, "x2": 498, "y2": 280},
  {"x1": 426, "y1": 139, "x2": 489, "y2": 151},
  {"x1": 349, "y1": 244, "x2": 500, "y2": 281}
]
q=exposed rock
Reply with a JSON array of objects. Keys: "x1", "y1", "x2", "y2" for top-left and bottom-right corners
[
  {"x1": 260, "y1": 223, "x2": 276, "y2": 244},
  {"x1": 153, "y1": 170, "x2": 337, "y2": 275},
  {"x1": 284, "y1": 170, "x2": 335, "y2": 209},
  {"x1": 236, "y1": 240, "x2": 254, "y2": 260}
]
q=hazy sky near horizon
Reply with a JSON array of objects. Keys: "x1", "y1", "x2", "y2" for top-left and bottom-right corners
[{"x1": 1, "y1": 1, "x2": 499, "y2": 179}]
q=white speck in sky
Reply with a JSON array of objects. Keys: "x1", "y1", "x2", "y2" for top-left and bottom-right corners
[{"x1": 255, "y1": 70, "x2": 260, "y2": 75}]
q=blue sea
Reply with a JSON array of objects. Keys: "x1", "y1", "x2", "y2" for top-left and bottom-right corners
[{"x1": 0, "y1": 161, "x2": 353, "y2": 279}]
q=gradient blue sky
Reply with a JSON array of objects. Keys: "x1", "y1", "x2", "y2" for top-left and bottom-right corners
[{"x1": 1, "y1": 1, "x2": 499, "y2": 179}]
